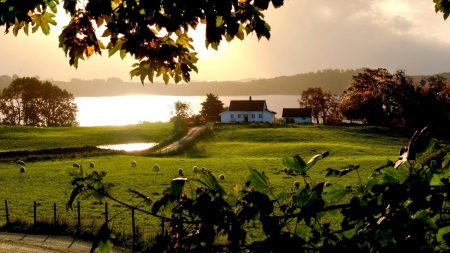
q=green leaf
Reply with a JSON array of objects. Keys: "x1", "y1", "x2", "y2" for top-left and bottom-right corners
[
  {"x1": 322, "y1": 184, "x2": 348, "y2": 202},
  {"x1": 195, "y1": 171, "x2": 224, "y2": 195},
  {"x1": 90, "y1": 223, "x2": 113, "y2": 253},
  {"x1": 245, "y1": 168, "x2": 269, "y2": 194},
  {"x1": 304, "y1": 151, "x2": 329, "y2": 172},
  {"x1": 431, "y1": 174, "x2": 443, "y2": 186},
  {"x1": 274, "y1": 186, "x2": 289, "y2": 202},
  {"x1": 216, "y1": 16, "x2": 223, "y2": 27},
  {"x1": 108, "y1": 39, "x2": 123, "y2": 57},
  {"x1": 381, "y1": 167, "x2": 409, "y2": 184},
  {"x1": 119, "y1": 49, "x2": 126, "y2": 59},
  {"x1": 438, "y1": 225, "x2": 450, "y2": 241},
  {"x1": 414, "y1": 210, "x2": 437, "y2": 228},
  {"x1": 325, "y1": 165, "x2": 358, "y2": 178},
  {"x1": 169, "y1": 178, "x2": 186, "y2": 198},
  {"x1": 283, "y1": 155, "x2": 303, "y2": 172},
  {"x1": 42, "y1": 12, "x2": 57, "y2": 26},
  {"x1": 163, "y1": 73, "x2": 169, "y2": 84}
]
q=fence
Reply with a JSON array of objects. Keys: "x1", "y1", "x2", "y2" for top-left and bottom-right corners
[{"x1": 2, "y1": 199, "x2": 165, "y2": 251}]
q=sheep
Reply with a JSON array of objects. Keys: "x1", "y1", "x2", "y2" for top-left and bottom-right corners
[
  {"x1": 131, "y1": 160, "x2": 137, "y2": 167},
  {"x1": 283, "y1": 167, "x2": 290, "y2": 173},
  {"x1": 219, "y1": 174, "x2": 224, "y2": 181},
  {"x1": 293, "y1": 181, "x2": 300, "y2": 189},
  {"x1": 89, "y1": 162, "x2": 95, "y2": 169},
  {"x1": 178, "y1": 168, "x2": 183, "y2": 176},
  {"x1": 193, "y1": 166, "x2": 198, "y2": 173},
  {"x1": 16, "y1": 160, "x2": 25, "y2": 166},
  {"x1": 153, "y1": 164, "x2": 160, "y2": 171},
  {"x1": 324, "y1": 182, "x2": 332, "y2": 188},
  {"x1": 73, "y1": 163, "x2": 80, "y2": 168},
  {"x1": 20, "y1": 166, "x2": 26, "y2": 173},
  {"x1": 201, "y1": 167, "x2": 206, "y2": 172}
]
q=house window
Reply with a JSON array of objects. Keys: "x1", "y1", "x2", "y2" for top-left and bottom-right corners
[
  {"x1": 231, "y1": 114, "x2": 234, "y2": 119},
  {"x1": 259, "y1": 114, "x2": 262, "y2": 118},
  {"x1": 251, "y1": 114, "x2": 255, "y2": 118},
  {"x1": 238, "y1": 114, "x2": 242, "y2": 118},
  {"x1": 302, "y1": 118, "x2": 306, "y2": 120}
]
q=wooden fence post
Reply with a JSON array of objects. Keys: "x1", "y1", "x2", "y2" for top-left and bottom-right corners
[
  {"x1": 34, "y1": 201, "x2": 37, "y2": 225},
  {"x1": 77, "y1": 201, "x2": 81, "y2": 227},
  {"x1": 53, "y1": 203, "x2": 57, "y2": 226},
  {"x1": 5, "y1": 200, "x2": 9, "y2": 225},
  {"x1": 105, "y1": 202, "x2": 108, "y2": 224},
  {"x1": 131, "y1": 208, "x2": 136, "y2": 251}
]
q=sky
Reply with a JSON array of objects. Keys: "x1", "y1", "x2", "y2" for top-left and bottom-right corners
[{"x1": 1, "y1": 0, "x2": 450, "y2": 83}]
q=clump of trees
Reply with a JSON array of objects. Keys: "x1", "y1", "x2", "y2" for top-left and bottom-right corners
[
  {"x1": 200, "y1": 93, "x2": 225, "y2": 122},
  {"x1": 0, "y1": 77, "x2": 78, "y2": 126},
  {"x1": 170, "y1": 100, "x2": 193, "y2": 134},
  {"x1": 340, "y1": 68, "x2": 450, "y2": 129},
  {"x1": 298, "y1": 87, "x2": 342, "y2": 124}
]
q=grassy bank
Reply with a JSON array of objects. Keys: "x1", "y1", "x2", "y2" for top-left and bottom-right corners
[
  {"x1": 0, "y1": 123, "x2": 411, "y2": 247},
  {"x1": 0, "y1": 122, "x2": 172, "y2": 152}
]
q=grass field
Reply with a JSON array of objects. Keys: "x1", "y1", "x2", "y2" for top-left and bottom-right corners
[{"x1": 0, "y1": 123, "x2": 411, "y2": 240}]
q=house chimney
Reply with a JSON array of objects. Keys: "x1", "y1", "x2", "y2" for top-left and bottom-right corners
[{"x1": 249, "y1": 96, "x2": 252, "y2": 101}]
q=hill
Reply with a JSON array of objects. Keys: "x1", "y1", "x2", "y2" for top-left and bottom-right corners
[{"x1": 2, "y1": 69, "x2": 450, "y2": 97}]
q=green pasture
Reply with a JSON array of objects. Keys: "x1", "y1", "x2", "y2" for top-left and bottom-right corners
[
  {"x1": 0, "y1": 122, "x2": 172, "y2": 152},
  {"x1": 0, "y1": 123, "x2": 411, "y2": 236}
]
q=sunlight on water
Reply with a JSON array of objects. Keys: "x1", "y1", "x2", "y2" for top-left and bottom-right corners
[
  {"x1": 75, "y1": 95, "x2": 300, "y2": 126},
  {"x1": 97, "y1": 143, "x2": 157, "y2": 151}
]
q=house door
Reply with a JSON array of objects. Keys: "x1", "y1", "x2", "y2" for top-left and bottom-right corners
[{"x1": 244, "y1": 114, "x2": 248, "y2": 123}]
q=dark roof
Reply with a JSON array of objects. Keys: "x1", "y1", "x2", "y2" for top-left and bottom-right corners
[
  {"x1": 229, "y1": 100, "x2": 266, "y2": 111},
  {"x1": 282, "y1": 108, "x2": 312, "y2": 117}
]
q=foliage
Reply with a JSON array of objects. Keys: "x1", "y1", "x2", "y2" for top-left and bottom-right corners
[
  {"x1": 0, "y1": 77, "x2": 78, "y2": 126},
  {"x1": 200, "y1": 93, "x2": 225, "y2": 121},
  {"x1": 298, "y1": 87, "x2": 332, "y2": 124},
  {"x1": 170, "y1": 100, "x2": 193, "y2": 133},
  {"x1": 340, "y1": 68, "x2": 450, "y2": 129},
  {"x1": 63, "y1": 125, "x2": 450, "y2": 253},
  {"x1": 0, "y1": 0, "x2": 284, "y2": 84}
]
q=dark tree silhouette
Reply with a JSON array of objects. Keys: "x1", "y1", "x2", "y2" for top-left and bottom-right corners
[{"x1": 200, "y1": 93, "x2": 225, "y2": 121}]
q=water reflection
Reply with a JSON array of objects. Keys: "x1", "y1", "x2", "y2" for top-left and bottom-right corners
[{"x1": 97, "y1": 143, "x2": 156, "y2": 151}]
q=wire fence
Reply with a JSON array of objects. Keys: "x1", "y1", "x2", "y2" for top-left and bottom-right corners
[{"x1": 1, "y1": 199, "x2": 165, "y2": 251}]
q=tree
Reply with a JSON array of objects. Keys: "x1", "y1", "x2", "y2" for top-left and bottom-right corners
[
  {"x1": 0, "y1": 77, "x2": 78, "y2": 126},
  {"x1": 200, "y1": 93, "x2": 224, "y2": 121},
  {"x1": 170, "y1": 100, "x2": 192, "y2": 133},
  {"x1": 298, "y1": 87, "x2": 331, "y2": 124},
  {"x1": 0, "y1": 0, "x2": 284, "y2": 84}
]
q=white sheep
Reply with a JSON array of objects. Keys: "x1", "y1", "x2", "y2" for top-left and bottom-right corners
[
  {"x1": 193, "y1": 166, "x2": 198, "y2": 173},
  {"x1": 20, "y1": 166, "x2": 26, "y2": 173},
  {"x1": 16, "y1": 160, "x2": 25, "y2": 166},
  {"x1": 131, "y1": 160, "x2": 137, "y2": 167},
  {"x1": 201, "y1": 167, "x2": 206, "y2": 172},
  {"x1": 153, "y1": 164, "x2": 160, "y2": 171},
  {"x1": 324, "y1": 182, "x2": 332, "y2": 188},
  {"x1": 283, "y1": 167, "x2": 290, "y2": 173},
  {"x1": 73, "y1": 163, "x2": 80, "y2": 168},
  {"x1": 293, "y1": 181, "x2": 300, "y2": 189},
  {"x1": 219, "y1": 174, "x2": 224, "y2": 181},
  {"x1": 89, "y1": 162, "x2": 95, "y2": 169},
  {"x1": 178, "y1": 168, "x2": 183, "y2": 176}
]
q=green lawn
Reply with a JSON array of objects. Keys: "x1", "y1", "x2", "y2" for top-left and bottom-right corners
[{"x1": 0, "y1": 123, "x2": 410, "y2": 237}]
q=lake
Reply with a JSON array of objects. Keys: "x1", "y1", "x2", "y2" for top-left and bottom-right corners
[{"x1": 75, "y1": 95, "x2": 301, "y2": 126}]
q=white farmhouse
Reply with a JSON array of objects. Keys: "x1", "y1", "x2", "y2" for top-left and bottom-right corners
[
  {"x1": 282, "y1": 108, "x2": 313, "y2": 124},
  {"x1": 220, "y1": 96, "x2": 276, "y2": 123}
]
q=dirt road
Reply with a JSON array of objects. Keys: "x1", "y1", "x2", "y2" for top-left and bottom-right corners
[
  {"x1": 158, "y1": 125, "x2": 211, "y2": 153},
  {"x1": 0, "y1": 232, "x2": 129, "y2": 253}
]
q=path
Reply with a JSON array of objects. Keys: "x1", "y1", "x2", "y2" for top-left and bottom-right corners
[
  {"x1": 157, "y1": 125, "x2": 211, "y2": 154},
  {"x1": 0, "y1": 232, "x2": 129, "y2": 253}
]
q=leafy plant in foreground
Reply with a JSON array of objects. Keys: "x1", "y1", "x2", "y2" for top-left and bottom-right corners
[{"x1": 66, "y1": 128, "x2": 450, "y2": 252}]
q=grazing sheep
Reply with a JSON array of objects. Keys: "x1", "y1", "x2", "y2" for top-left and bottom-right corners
[
  {"x1": 153, "y1": 164, "x2": 160, "y2": 171},
  {"x1": 219, "y1": 174, "x2": 225, "y2": 181},
  {"x1": 131, "y1": 161, "x2": 137, "y2": 167},
  {"x1": 73, "y1": 163, "x2": 80, "y2": 168},
  {"x1": 20, "y1": 166, "x2": 26, "y2": 173},
  {"x1": 324, "y1": 182, "x2": 332, "y2": 188},
  {"x1": 16, "y1": 160, "x2": 25, "y2": 166},
  {"x1": 293, "y1": 181, "x2": 300, "y2": 189},
  {"x1": 201, "y1": 167, "x2": 206, "y2": 172},
  {"x1": 193, "y1": 166, "x2": 198, "y2": 173},
  {"x1": 90, "y1": 162, "x2": 95, "y2": 169},
  {"x1": 178, "y1": 168, "x2": 183, "y2": 176},
  {"x1": 283, "y1": 167, "x2": 290, "y2": 173}
]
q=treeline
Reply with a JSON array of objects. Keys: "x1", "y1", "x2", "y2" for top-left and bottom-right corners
[
  {"x1": 0, "y1": 77, "x2": 78, "y2": 127},
  {"x1": 2, "y1": 69, "x2": 450, "y2": 97}
]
